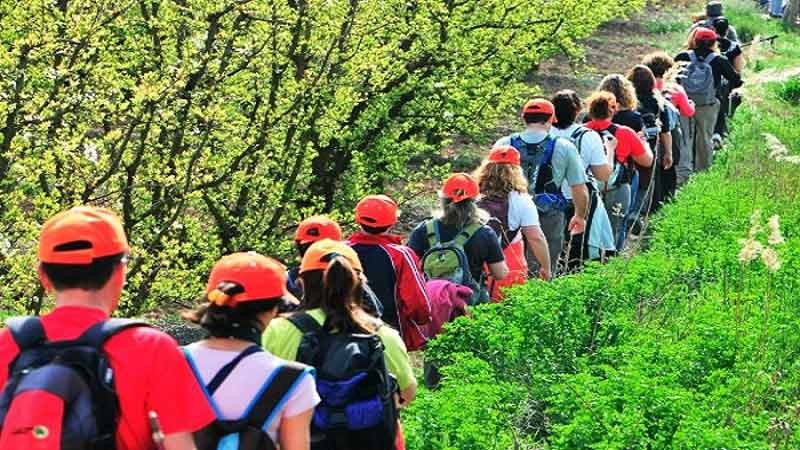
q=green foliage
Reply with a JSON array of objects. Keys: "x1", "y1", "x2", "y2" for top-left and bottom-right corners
[
  {"x1": 0, "y1": 0, "x2": 645, "y2": 315},
  {"x1": 407, "y1": 5, "x2": 800, "y2": 448},
  {"x1": 777, "y1": 76, "x2": 800, "y2": 105}
]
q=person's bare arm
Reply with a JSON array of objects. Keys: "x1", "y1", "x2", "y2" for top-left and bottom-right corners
[
  {"x1": 733, "y1": 53, "x2": 745, "y2": 73},
  {"x1": 488, "y1": 261, "x2": 509, "y2": 280},
  {"x1": 279, "y1": 409, "x2": 313, "y2": 450},
  {"x1": 569, "y1": 183, "x2": 589, "y2": 235},
  {"x1": 399, "y1": 383, "x2": 418, "y2": 409},
  {"x1": 590, "y1": 164, "x2": 613, "y2": 182},
  {"x1": 660, "y1": 132, "x2": 673, "y2": 169},
  {"x1": 521, "y1": 226, "x2": 551, "y2": 280},
  {"x1": 632, "y1": 146, "x2": 654, "y2": 168},
  {"x1": 164, "y1": 432, "x2": 198, "y2": 450}
]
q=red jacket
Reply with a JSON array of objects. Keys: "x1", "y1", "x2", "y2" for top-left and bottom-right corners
[{"x1": 348, "y1": 232, "x2": 432, "y2": 351}]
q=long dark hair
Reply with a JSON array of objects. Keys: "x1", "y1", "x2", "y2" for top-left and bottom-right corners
[
  {"x1": 182, "y1": 282, "x2": 281, "y2": 342},
  {"x1": 299, "y1": 257, "x2": 376, "y2": 334}
]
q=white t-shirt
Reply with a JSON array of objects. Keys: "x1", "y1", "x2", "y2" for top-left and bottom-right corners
[
  {"x1": 185, "y1": 343, "x2": 320, "y2": 443},
  {"x1": 507, "y1": 191, "x2": 540, "y2": 243},
  {"x1": 551, "y1": 124, "x2": 607, "y2": 199}
]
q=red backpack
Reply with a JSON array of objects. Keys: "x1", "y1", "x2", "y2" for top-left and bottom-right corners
[{"x1": 0, "y1": 317, "x2": 148, "y2": 450}]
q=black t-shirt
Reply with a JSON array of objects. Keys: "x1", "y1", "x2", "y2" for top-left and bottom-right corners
[
  {"x1": 637, "y1": 93, "x2": 671, "y2": 134},
  {"x1": 613, "y1": 109, "x2": 644, "y2": 133},
  {"x1": 407, "y1": 219, "x2": 505, "y2": 285},
  {"x1": 718, "y1": 38, "x2": 743, "y2": 63},
  {"x1": 675, "y1": 49, "x2": 743, "y2": 90}
]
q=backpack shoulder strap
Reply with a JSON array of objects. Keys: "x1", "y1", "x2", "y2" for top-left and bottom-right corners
[
  {"x1": 78, "y1": 318, "x2": 150, "y2": 348},
  {"x1": 705, "y1": 52, "x2": 717, "y2": 63},
  {"x1": 245, "y1": 363, "x2": 314, "y2": 430},
  {"x1": 182, "y1": 348, "x2": 223, "y2": 418},
  {"x1": 688, "y1": 50, "x2": 697, "y2": 62},
  {"x1": 425, "y1": 219, "x2": 440, "y2": 248},
  {"x1": 542, "y1": 136, "x2": 558, "y2": 165},
  {"x1": 205, "y1": 345, "x2": 264, "y2": 395},
  {"x1": 453, "y1": 222, "x2": 482, "y2": 248},
  {"x1": 287, "y1": 312, "x2": 323, "y2": 335},
  {"x1": 5, "y1": 317, "x2": 46, "y2": 351}
]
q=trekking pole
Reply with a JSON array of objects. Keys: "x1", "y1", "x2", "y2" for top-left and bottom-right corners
[
  {"x1": 740, "y1": 34, "x2": 778, "y2": 48},
  {"x1": 149, "y1": 411, "x2": 166, "y2": 450}
]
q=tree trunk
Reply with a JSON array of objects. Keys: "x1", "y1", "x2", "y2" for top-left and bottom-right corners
[{"x1": 785, "y1": 0, "x2": 799, "y2": 28}]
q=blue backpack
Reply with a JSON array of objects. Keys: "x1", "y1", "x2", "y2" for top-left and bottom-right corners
[
  {"x1": 288, "y1": 313, "x2": 399, "y2": 450},
  {"x1": 184, "y1": 346, "x2": 313, "y2": 450},
  {"x1": 509, "y1": 134, "x2": 569, "y2": 213}
]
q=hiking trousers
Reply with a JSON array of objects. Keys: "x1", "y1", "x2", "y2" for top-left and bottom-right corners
[
  {"x1": 676, "y1": 115, "x2": 695, "y2": 185},
  {"x1": 527, "y1": 210, "x2": 564, "y2": 274},
  {"x1": 694, "y1": 100, "x2": 720, "y2": 172},
  {"x1": 715, "y1": 83, "x2": 731, "y2": 137}
]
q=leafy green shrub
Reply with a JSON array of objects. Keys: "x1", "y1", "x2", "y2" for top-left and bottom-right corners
[{"x1": 777, "y1": 77, "x2": 800, "y2": 105}]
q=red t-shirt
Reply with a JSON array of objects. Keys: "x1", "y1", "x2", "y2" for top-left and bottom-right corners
[
  {"x1": 0, "y1": 306, "x2": 215, "y2": 450},
  {"x1": 585, "y1": 119, "x2": 648, "y2": 164}
]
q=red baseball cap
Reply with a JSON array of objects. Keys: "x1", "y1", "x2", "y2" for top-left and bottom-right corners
[
  {"x1": 442, "y1": 173, "x2": 480, "y2": 203},
  {"x1": 39, "y1": 206, "x2": 129, "y2": 265},
  {"x1": 355, "y1": 194, "x2": 399, "y2": 228},
  {"x1": 300, "y1": 239, "x2": 363, "y2": 274},
  {"x1": 488, "y1": 146, "x2": 521, "y2": 165},
  {"x1": 206, "y1": 252, "x2": 288, "y2": 307},
  {"x1": 694, "y1": 27, "x2": 718, "y2": 42},
  {"x1": 295, "y1": 215, "x2": 342, "y2": 245},
  {"x1": 522, "y1": 99, "x2": 555, "y2": 118}
]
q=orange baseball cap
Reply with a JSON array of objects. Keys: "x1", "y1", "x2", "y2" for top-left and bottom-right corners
[
  {"x1": 488, "y1": 146, "x2": 521, "y2": 165},
  {"x1": 442, "y1": 173, "x2": 480, "y2": 203},
  {"x1": 694, "y1": 27, "x2": 718, "y2": 42},
  {"x1": 38, "y1": 206, "x2": 130, "y2": 265},
  {"x1": 522, "y1": 99, "x2": 555, "y2": 118},
  {"x1": 206, "y1": 252, "x2": 288, "y2": 307},
  {"x1": 355, "y1": 194, "x2": 399, "y2": 228},
  {"x1": 295, "y1": 215, "x2": 343, "y2": 245},
  {"x1": 300, "y1": 239, "x2": 363, "y2": 274}
]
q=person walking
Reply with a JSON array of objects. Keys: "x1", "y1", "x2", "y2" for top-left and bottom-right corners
[
  {"x1": 473, "y1": 145, "x2": 551, "y2": 300},
  {"x1": 495, "y1": 99, "x2": 590, "y2": 273},
  {"x1": 675, "y1": 27, "x2": 743, "y2": 172},
  {"x1": 263, "y1": 239, "x2": 416, "y2": 450},
  {"x1": 182, "y1": 252, "x2": 319, "y2": 450},
  {"x1": 0, "y1": 206, "x2": 214, "y2": 450},
  {"x1": 347, "y1": 194, "x2": 432, "y2": 351},
  {"x1": 584, "y1": 92, "x2": 653, "y2": 250},
  {"x1": 642, "y1": 51, "x2": 697, "y2": 186}
]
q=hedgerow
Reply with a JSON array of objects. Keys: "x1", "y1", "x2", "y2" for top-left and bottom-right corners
[{"x1": 405, "y1": 8, "x2": 800, "y2": 449}]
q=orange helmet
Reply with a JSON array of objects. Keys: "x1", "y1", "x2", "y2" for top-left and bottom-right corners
[
  {"x1": 488, "y1": 146, "x2": 521, "y2": 165},
  {"x1": 442, "y1": 173, "x2": 480, "y2": 203},
  {"x1": 205, "y1": 252, "x2": 288, "y2": 307},
  {"x1": 39, "y1": 206, "x2": 129, "y2": 265},
  {"x1": 355, "y1": 195, "x2": 399, "y2": 228},
  {"x1": 300, "y1": 239, "x2": 363, "y2": 274},
  {"x1": 295, "y1": 215, "x2": 343, "y2": 245}
]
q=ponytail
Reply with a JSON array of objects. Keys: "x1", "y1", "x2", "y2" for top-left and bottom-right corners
[{"x1": 320, "y1": 257, "x2": 376, "y2": 334}]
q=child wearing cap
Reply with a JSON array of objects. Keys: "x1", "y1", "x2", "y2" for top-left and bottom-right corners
[
  {"x1": 289, "y1": 215, "x2": 383, "y2": 317},
  {"x1": 347, "y1": 194, "x2": 432, "y2": 351},
  {"x1": 182, "y1": 252, "x2": 319, "y2": 450},
  {"x1": 263, "y1": 239, "x2": 417, "y2": 449},
  {"x1": 0, "y1": 206, "x2": 214, "y2": 450},
  {"x1": 494, "y1": 98, "x2": 590, "y2": 272},
  {"x1": 473, "y1": 145, "x2": 552, "y2": 299},
  {"x1": 407, "y1": 173, "x2": 509, "y2": 302}
]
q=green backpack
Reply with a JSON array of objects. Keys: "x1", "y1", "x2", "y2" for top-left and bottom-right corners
[{"x1": 420, "y1": 220, "x2": 487, "y2": 305}]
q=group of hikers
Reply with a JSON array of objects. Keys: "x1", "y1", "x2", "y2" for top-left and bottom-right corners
[{"x1": 0, "y1": 2, "x2": 749, "y2": 450}]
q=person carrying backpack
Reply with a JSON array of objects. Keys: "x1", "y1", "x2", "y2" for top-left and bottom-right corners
[
  {"x1": 407, "y1": 173, "x2": 509, "y2": 304},
  {"x1": 289, "y1": 215, "x2": 383, "y2": 318},
  {"x1": 675, "y1": 27, "x2": 743, "y2": 172},
  {"x1": 711, "y1": 16, "x2": 745, "y2": 142},
  {"x1": 494, "y1": 99, "x2": 590, "y2": 274},
  {"x1": 692, "y1": 1, "x2": 739, "y2": 41},
  {"x1": 182, "y1": 252, "x2": 319, "y2": 450},
  {"x1": 584, "y1": 92, "x2": 653, "y2": 251},
  {"x1": 551, "y1": 90, "x2": 617, "y2": 269},
  {"x1": 263, "y1": 239, "x2": 415, "y2": 450},
  {"x1": 642, "y1": 51, "x2": 697, "y2": 187},
  {"x1": 0, "y1": 206, "x2": 214, "y2": 450},
  {"x1": 472, "y1": 145, "x2": 551, "y2": 300},
  {"x1": 347, "y1": 194, "x2": 432, "y2": 351}
]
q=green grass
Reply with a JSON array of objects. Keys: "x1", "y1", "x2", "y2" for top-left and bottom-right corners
[{"x1": 726, "y1": 0, "x2": 800, "y2": 71}]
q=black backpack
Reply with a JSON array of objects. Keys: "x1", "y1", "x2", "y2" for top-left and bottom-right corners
[
  {"x1": 476, "y1": 196, "x2": 518, "y2": 249},
  {"x1": 184, "y1": 345, "x2": 312, "y2": 450},
  {"x1": 598, "y1": 124, "x2": 635, "y2": 188},
  {"x1": 288, "y1": 313, "x2": 399, "y2": 450},
  {"x1": 0, "y1": 317, "x2": 149, "y2": 450}
]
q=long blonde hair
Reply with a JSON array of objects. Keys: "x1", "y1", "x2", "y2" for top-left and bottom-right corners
[
  {"x1": 598, "y1": 74, "x2": 638, "y2": 111},
  {"x1": 473, "y1": 161, "x2": 528, "y2": 198}
]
